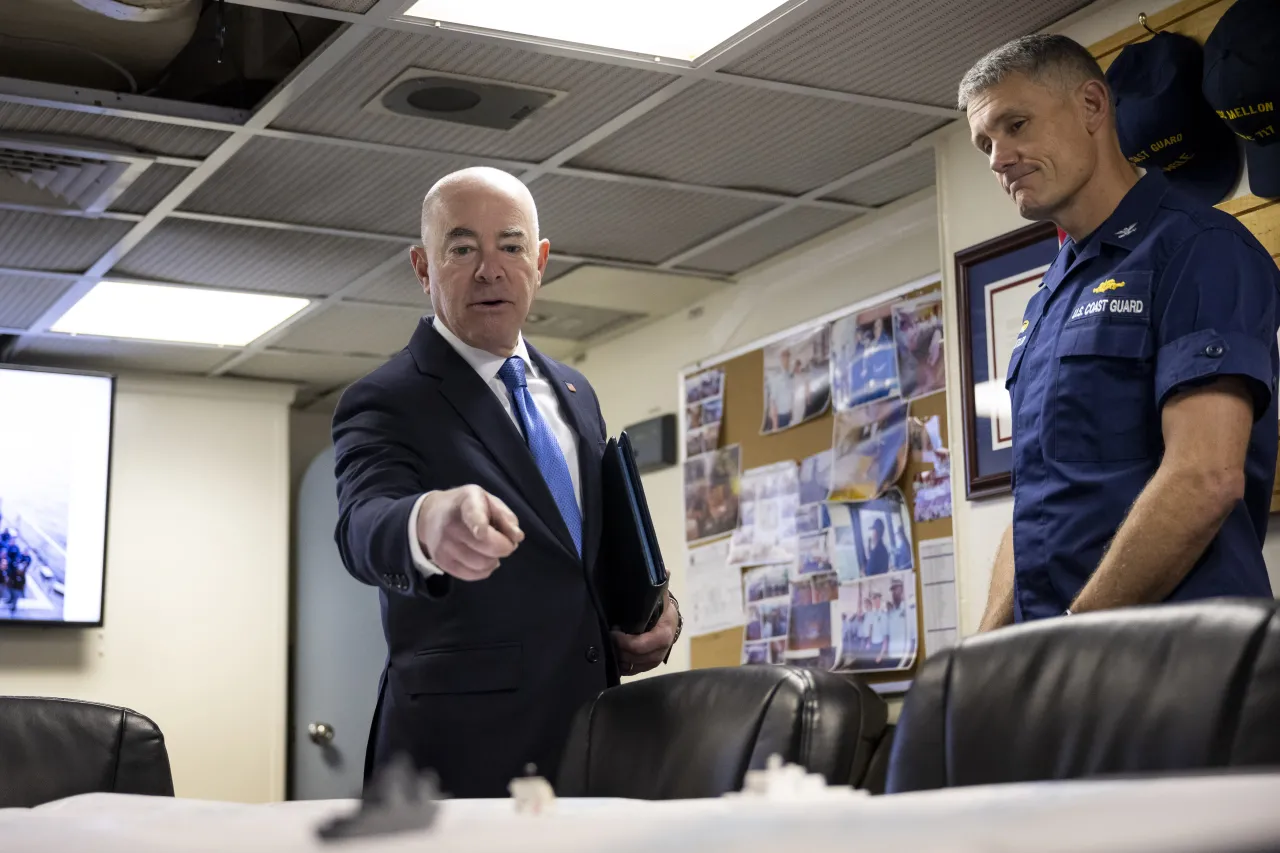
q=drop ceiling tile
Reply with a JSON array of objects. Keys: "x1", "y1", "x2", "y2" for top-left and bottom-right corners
[
  {"x1": 230, "y1": 350, "x2": 390, "y2": 386},
  {"x1": 0, "y1": 103, "x2": 232, "y2": 158},
  {"x1": 109, "y1": 164, "x2": 192, "y2": 214},
  {"x1": 346, "y1": 258, "x2": 424, "y2": 306},
  {"x1": 13, "y1": 334, "x2": 233, "y2": 375},
  {"x1": 570, "y1": 80, "x2": 945, "y2": 195},
  {"x1": 533, "y1": 174, "x2": 776, "y2": 264},
  {"x1": 0, "y1": 210, "x2": 133, "y2": 271},
  {"x1": 539, "y1": 266, "x2": 727, "y2": 317},
  {"x1": 824, "y1": 149, "x2": 936, "y2": 207},
  {"x1": 675, "y1": 207, "x2": 862, "y2": 275},
  {"x1": 273, "y1": 304, "x2": 426, "y2": 357},
  {"x1": 724, "y1": 0, "x2": 1093, "y2": 107},
  {"x1": 269, "y1": 27, "x2": 677, "y2": 160},
  {"x1": 111, "y1": 220, "x2": 407, "y2": 297},
  {"x1": 0, "y1": 275, "x2": 73, "y2": 329},
  {"x1": 525, "y1": 299, "x2": 643, "y2": 341},
  {"x1": 181, "y1": 136, "x2": 495, "y2": 236}
]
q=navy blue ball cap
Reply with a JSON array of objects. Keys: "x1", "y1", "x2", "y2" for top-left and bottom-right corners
[
  {"x1": 1203, "y1": 0, "x2": 1280, "y2": 199},
  {"x1": 1108, "y1": 31, "x2": 1242, "y2": 206}
]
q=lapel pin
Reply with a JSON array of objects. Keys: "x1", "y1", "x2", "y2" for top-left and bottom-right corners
[{"x1": 566, "y1": 382, "x2": 577, "y2": 393}]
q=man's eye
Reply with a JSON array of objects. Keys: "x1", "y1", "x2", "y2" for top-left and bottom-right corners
[
  {"x1": 503, "y1": 245, "x2": 523, "y2": 253},
  {"x1": 452, "y1": 246, "x2": 472, "y2": 256},
  {"x1": 1011, "y1": 120, "x2": 1026, "y2": 133}
]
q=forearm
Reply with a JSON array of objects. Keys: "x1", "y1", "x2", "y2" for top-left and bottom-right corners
[
  {"x1": 1071, "y1": 464, "x2": 1240, "y2": 613},
  {"x1": 335, "y1": 492, "x2": 425, "y2": 595},
  {"x1": 978, "y1": 525, "x2": 1016, "y2": 632}
]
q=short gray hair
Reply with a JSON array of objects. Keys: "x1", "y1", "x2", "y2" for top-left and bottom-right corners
[{"x1": 957, "y1": 34, "x2": 1107, "y2": 111}]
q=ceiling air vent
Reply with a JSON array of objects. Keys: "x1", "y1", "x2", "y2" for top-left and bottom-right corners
[
  {"x1": 0, "y1": 134, "x2": 151, "y2": 213},
  {"x1": 365, "y1": 69, "x2": 566, "y2": 131}
]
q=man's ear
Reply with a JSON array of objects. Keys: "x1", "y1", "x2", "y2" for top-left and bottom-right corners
[
  {"x1": 409, "y1": 246, "x2": 430, "y2": 295},
  {"x1": 535, "y1": 239, "x2": 551, "y2": 285},
  {"x1": 1080, "y1": 78, "x2": 1111, "y2": 135}
]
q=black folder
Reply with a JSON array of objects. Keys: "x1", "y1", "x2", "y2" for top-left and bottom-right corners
[{"x1": 597, "y1": 430, "x2": 669, "y2": 635}]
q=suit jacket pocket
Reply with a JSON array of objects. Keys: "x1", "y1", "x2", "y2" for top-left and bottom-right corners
[{"x1": 400, "y1": 642, "x2": 522, "y2": 696}]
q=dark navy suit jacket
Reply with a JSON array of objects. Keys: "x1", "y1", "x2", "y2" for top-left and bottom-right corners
[{"x1": 331, "y1": 317, "x2": 617, "y2": 798}]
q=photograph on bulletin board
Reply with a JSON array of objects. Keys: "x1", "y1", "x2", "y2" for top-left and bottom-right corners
[
  {"x1": 893, "y1": 292, "x2": 946, "y2": 400},
  {"x1": 833, "y1": 571, "x2": 918, "y2": 673},
  {"x1": 760, "y1": 326, "x2": 831, "y2": 434},
  {"x1": 831, "y1": 303, "x2": 900, "y2": 411},
  {"x1": 683, "y1": 444, "x2": 741, "y2": 543},
  {"x1": 829, "y1": 398, "x2": 909, "y2": 501},
  {"x1": 798, "y1": 449, "x2": 832, "y2": 505},
  {"x1": 684, "y1": 368, "x2": 725, "y2": 458},
  {"x1": 827, "y1": 489, "x2": 914, "y2": 583},
  {"x1": 729, "y1": 462, "x2": 800, "y2": 566}
]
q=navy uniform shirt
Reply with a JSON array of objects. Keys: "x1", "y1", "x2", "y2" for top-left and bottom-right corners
[{"x1": 1006, "y1": 170, "x2": 1280, "y2": 622}]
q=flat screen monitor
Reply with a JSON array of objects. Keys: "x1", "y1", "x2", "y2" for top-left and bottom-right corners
[{"x1": 0, "y1": 364, "x2": 113, "y2": 626}]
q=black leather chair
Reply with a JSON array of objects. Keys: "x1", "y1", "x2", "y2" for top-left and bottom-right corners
[
  {"x1": 0, "y1": 696, "x2": 175, "y2": 807},
  {"x1": 557, "y1": 665, "x2": 888, "y2": 799},
  {"x1": 887, "y1": 599, "x2": 1280, "y2": 793}
]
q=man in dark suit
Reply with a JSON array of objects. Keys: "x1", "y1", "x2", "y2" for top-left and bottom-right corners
[{"x1": 332, "y1": 167, "x2": 681, "y2": 798}]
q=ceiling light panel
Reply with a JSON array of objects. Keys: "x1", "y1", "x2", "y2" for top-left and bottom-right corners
[
  {"x1": 401, "y1": 0, "x2": 795, "y2": 63},
  {"x1": 50, "y1": 281, "x2": 310, "y2": 347}
]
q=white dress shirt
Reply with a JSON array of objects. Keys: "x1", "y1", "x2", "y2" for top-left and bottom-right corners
[{"x1": 408, "y1": 318, "x2": 582, "y2": 576}]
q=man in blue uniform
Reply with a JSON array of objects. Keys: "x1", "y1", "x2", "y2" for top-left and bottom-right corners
[{"x1": 959, "y1": 34, "x2": 1280, "y2": 629}]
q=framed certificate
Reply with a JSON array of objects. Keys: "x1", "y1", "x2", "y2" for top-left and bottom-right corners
[{"x1": 954, "y1": 222, "x2": 1060, "y2": 499}]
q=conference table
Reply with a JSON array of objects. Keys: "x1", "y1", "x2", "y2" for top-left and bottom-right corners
[{"x1": 2, "y1": 772, "x2": 1280, "y2": 853}]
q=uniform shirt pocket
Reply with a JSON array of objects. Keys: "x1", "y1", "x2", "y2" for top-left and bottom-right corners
[{"x1": 1052, "y1": 323, "x2": 1156, "y2": 463}]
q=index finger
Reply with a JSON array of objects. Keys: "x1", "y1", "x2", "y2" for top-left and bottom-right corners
[
  {"x1": 458, "y1": 488, "x2": 491, "y2": 538},
  {"x1": 485, "y1": 492, "x2": 524, "y2": 543}
]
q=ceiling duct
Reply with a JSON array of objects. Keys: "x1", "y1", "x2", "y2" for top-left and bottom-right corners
[
  {"x1": 0, "y1": 134, "x2": 152, "y2": 213},
  {"x1": 0, "y1": 0, "x2": 202, "y2": 91},
  {"x1": 365, "y1": 69, "x2": 566, "y2": 131}
]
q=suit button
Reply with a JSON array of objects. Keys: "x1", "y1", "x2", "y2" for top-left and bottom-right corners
[{"x1": 585, "y1": 646, "x2": 599, "y2": 664}]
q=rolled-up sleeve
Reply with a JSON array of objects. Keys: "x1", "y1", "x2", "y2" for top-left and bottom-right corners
[{"x1": 1153, "y1": 228, "x2": 1280, "y2": 419}]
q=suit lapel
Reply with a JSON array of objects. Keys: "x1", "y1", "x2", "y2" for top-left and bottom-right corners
[
  {"x1": 409, "y1": 319, "x2": 577, "y2": 563},
  {"x1": 528, "y1": 345, "x2": 603, "y2": 572}
]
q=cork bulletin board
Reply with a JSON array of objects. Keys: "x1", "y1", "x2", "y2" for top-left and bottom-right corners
[
  {"x1": 682, "y1": 278, "x2": 951, "y2": 693},
  {"x1": 1089, "y1": 0, "x2": 1280, "y2": 509}
]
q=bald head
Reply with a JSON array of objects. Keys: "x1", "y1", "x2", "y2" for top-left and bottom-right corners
[
  {"x1": 409, "y1": 166, "x2": 551, "y2": 357},
  {"x1": 420, "y1": 166, "x2": 539, "y2": 247}
]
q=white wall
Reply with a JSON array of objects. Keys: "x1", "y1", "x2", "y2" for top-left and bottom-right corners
[
  {"x1": 935, "y1": 0, "x2": 1280, "y2": 633},
  {"x1": 578, "y1": 189, "x2": 942, "y2": 672},
  {"x1": 0, "y1": 374, "x2": 295, "y2": 804}
]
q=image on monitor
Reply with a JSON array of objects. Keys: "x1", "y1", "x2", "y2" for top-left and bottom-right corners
[{"x1": 0, "y1": 364, "x2": 113, "y2": 626}]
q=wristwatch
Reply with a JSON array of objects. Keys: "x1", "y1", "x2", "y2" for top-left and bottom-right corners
[{"x1": 669, "y1": 592, "x2": 683, "y2": 645}]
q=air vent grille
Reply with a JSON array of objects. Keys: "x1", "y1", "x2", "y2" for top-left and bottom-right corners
[{"x1": 0, "y1": 148, "x2": 131, "y2": 210}]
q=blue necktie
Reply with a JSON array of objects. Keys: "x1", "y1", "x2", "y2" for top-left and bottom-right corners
[{"x1": 497, "y1": 356, "x2": 582, "y2": 556}]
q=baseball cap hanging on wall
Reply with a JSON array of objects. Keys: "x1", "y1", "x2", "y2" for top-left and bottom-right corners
[
  {"x1": 1107, "y1": 30, "x2": 1242, "y2": 206},
  {"x1": 1202, "y1": 0, "x2": 1280, "y2": 199}
]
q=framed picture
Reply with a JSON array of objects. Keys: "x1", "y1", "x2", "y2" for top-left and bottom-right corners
[{"x1": 954, "y1": 221, "x2": 1060, "y2": 499}]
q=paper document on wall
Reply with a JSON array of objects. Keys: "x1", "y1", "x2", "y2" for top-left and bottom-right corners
[
  {"x1": 919, "y1": 537, "x2": 959, "y2": 655},
  {"x1": 684, "y1": 538, "x2": 745, "y2": 637}
]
